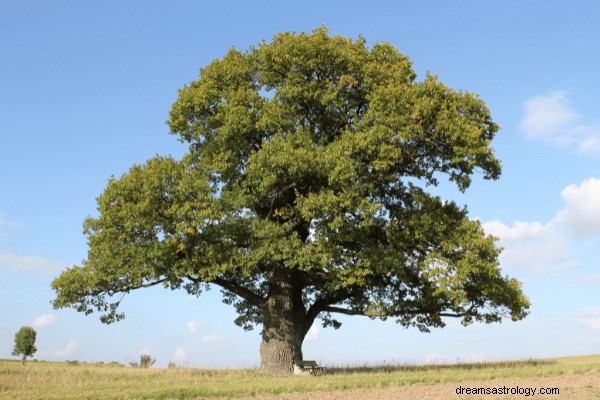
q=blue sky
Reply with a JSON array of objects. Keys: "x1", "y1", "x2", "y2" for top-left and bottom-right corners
[{"x1": 1, "y1": 0, "x2": 600, "y2": 368}]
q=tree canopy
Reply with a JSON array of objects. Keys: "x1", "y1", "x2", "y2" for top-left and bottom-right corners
[{"x1": 52, "y1": 27, "x2": 529, "y2": 373}]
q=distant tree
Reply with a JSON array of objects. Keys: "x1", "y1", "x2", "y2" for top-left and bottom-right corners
[
  {"x1": 51, "y1": 27, "x2": 530, "y2": 374},
  {"x1": 12, "y1": 326, "x2": 37, "y2": 365}
]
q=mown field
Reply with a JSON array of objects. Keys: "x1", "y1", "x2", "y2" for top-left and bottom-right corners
[{"x1": 1, "y1": 354, "x2": 599, "y2": 399}]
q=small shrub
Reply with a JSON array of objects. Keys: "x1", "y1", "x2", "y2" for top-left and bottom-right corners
[
  {"x1": 109, "y1": 361, "x2": 124, "y2": 367},
  {"x1": 130, "y1": 354, "x2": 156, "y2": 368},
  {"x1": 140, "y1": 354, "x2": 156, "y2": 368}
]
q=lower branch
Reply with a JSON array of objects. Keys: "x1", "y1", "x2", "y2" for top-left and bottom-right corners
[
  {"x1": 188, "y1": 275, "x2": 265, "y2": 307},
  {"x1": 321, "y1": 306, "x2": 386, "y2": 317},
  {"x1": 322, "y1": 306, "x2": 468, "y2": 318}
]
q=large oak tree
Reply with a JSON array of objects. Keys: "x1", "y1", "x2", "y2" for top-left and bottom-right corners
[{"x1": 52, "y1": 27, "x2": 529, "y2": 374}]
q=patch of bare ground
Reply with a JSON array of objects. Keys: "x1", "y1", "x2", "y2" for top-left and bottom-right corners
[{"x1": 223, "y1": 373, "x2": 600, "y2": 400}]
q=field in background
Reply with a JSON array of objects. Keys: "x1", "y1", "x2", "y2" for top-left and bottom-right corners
[{"x1": 1, "y1": 354, "x2": 599, "y2": 399}]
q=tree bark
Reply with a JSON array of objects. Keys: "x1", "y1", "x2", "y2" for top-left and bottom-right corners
[{"x1": 259, "y1": 268, "x2": 308, "y2": 374}]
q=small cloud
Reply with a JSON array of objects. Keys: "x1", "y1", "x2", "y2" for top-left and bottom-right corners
[
  {"x1": 579, "y1": 135, "x2": 600, "y2": 154},
  {"x1": 579, "y1": 318, "x2": 600, "y2": 331},
  {"x1": 187, "y1": 319, "x2": 206, "y2": 334},
  {"x1": 305, "y1": 325, "x2": 320, "y2": 342},
  {"x1": 520, "y1": 91, "x2": 579, "y2": 142},
  {"x1": 54, "y1": 340, "x2": 77, "y2": 357},
  {"x1": 483, "y1": 220, "x2": 546, "y2": 242},
  {"x1": 0, "y1": 215, "x2": 23, "y2": 236},
  {"x1": 520, "y1": 91, "x2": 600, "y2": 154},
  {"x1": 32, "y1": 313, "x2": 58, "y2": 329},
  {"x1": 0, "y1": 251, "x2": 64, "y2": 274},
  {"x1": 173, "y1": 347, "x2": 191, "y2": 361},
  {"x1": 200, "y1": 334, "x2": 224, "y2": 344},
  {"x1": 140, "y1": 346, "x2": 151, "y2": 356},
  {"x1": 482, "y1": 219, "x2": 575, "y2": 274},
  {"x1": 557, "y1": 178, "x2": 600, "y2": 237},
  {"x1": 569, "y1": 273, "x2": 600, "y2": 285}
]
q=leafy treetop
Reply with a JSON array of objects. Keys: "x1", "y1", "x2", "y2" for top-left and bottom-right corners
[{"x1": 52, "y1": 28, "x2": 528, "y2": 349}]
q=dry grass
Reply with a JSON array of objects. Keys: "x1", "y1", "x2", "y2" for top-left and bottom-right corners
[{"x1": 0, "y1": 354, "x2": 598, "y2": 399}]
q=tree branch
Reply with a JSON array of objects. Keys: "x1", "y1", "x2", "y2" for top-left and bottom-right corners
[
  {"x1": 188, "y1": 275, "x2": 265, "y2": 307},
  {"x1": 322, "y1": 306, "x2": 468, "y2": 319},
  {"x1": 103, "y1": 277, "x2": 170, "y2": 296},
  {"x1": 305, "y1": 289, "x2": 356, "y2": 324},
  {"x1": 321, "y1": 306, "x2": 386, "y2": 317}
]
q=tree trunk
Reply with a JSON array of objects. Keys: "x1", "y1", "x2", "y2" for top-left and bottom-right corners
[{"x1": 259, "y1": 269, "x2": 308, "y2": 374}]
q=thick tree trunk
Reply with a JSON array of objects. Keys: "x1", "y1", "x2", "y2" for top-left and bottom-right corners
[{"x1": 259, "y1": 269, "x2": 309, "y2": 374}]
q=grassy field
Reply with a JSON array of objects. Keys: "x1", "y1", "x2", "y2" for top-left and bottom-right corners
[{"x1": 0, "y1": 354, "x2": 599, "y2": 399}]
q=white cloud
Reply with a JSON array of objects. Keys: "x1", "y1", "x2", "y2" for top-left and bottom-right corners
[
  {"x1": 54, "y1": 340, "x2": 77, "y2": 357},
  {"x1": 305, "y1": 325, "x2": 320, "y2": 342},
  {"x1": 32, "y1": 313, "x2": 58, "y2": 329},
  {"x1": 140, "y1": 346, "x2": 151, "y2": 355},
  {"x1": 0, "y1": 251, "x2": 64, "y2": 274},
  {"x1": 570, "y1": 273, "x2": 600, "y2": 285},
  {"x1": 173, "y1": 347, "x2": 191, "y2": 361},
  {"x1": 574, "y1": 124, "x2": 600, "y2": 153},
  {"x1": 482, "y1": 177, "x2": 600, "y2": 275},
  {"x1": 0, "y1": 215, "x2": 22, "y2": 236},
  {"x1": 557, "y1": 178, "x2": 600, "y2": 237},
  {"x1": 483, "y1": 220, "x2": 546, "y2": 242},
  {"x1": 200, "y1": 334, "x2": 224, "y2": 344},
  {"x1": 578, "y1": 318, "x2": 600, "y2": 331},
  {"x1": 482, "y1": 220, "x2": 575, "y2": 274},
  {"x1": 520, "y1": 91, "x2": 579, "y2": 141},
  {"x1": 187, "y1": 319, "x2": 206, "y2": 334},
  {"x1": 520, "y1": 91, "x2": 600, "y2": 154}
]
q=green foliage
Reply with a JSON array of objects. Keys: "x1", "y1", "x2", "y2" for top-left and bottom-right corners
[
  {"x1": 51, "y1": 27, "x2": 529, "y2": 345},
  {"x1": 12, "y1": 326, "x2": 37, "y2": 365}
]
